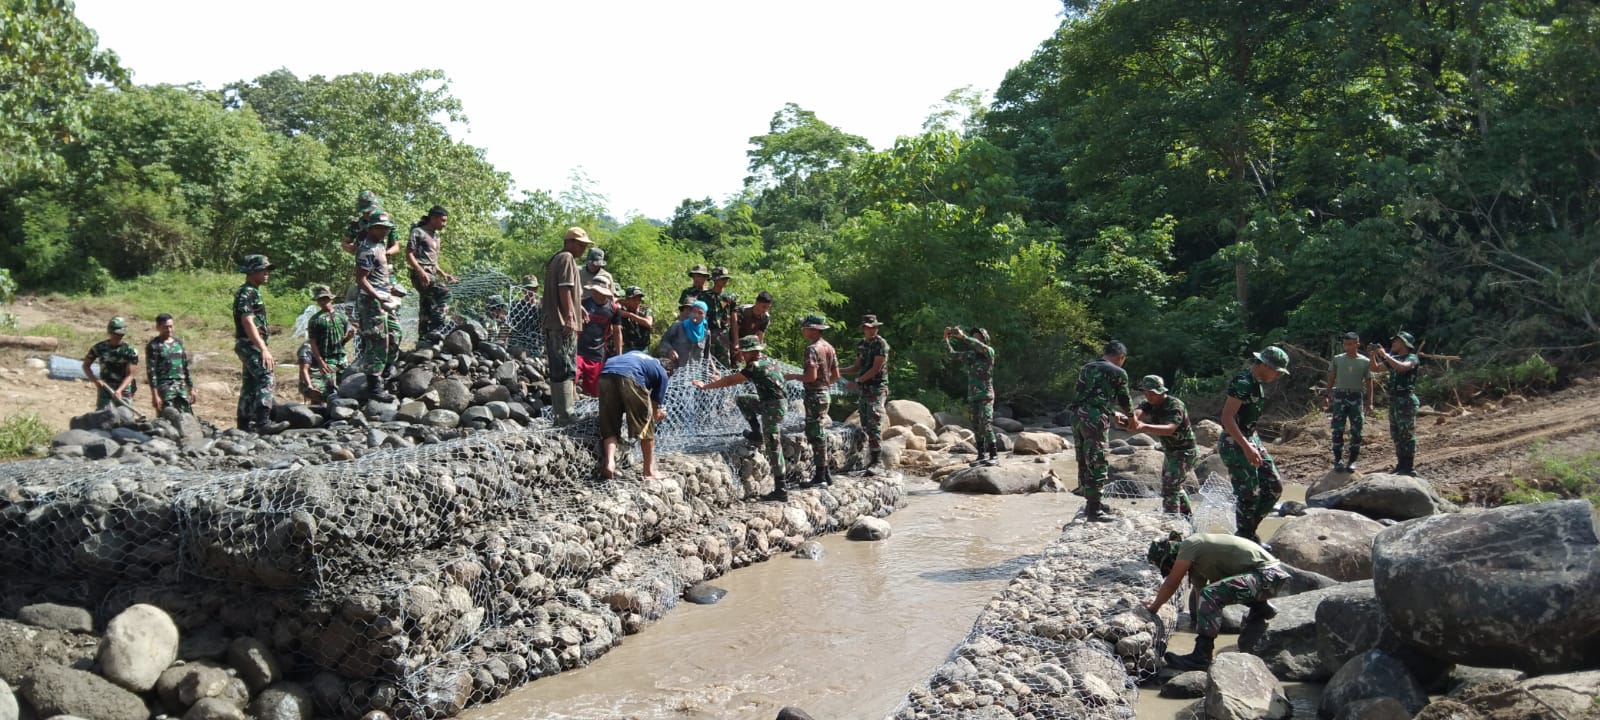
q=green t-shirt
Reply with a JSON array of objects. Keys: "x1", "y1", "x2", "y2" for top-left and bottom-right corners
[
  {"x1": 1178, "y1": 533, "x2": 1278, "y2": 583},
  {"x1": 1332, "y1": 353, "x2": 1371, "y2": 392}
]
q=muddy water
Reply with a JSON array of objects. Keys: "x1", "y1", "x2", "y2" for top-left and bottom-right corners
[{"x1": 461, "y1": 477, "x2": 1317, "y2": 720}]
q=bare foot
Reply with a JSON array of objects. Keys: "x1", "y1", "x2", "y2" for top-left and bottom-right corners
[
  {"x1": 601, "y1": 465, "x2": 617, "y2": 479},
  {"x1": 641, "y1": 471, "x2": 658, "y2": 480}
]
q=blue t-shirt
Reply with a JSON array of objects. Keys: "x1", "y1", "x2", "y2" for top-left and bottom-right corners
[{"x1": 601, "y1": 350, "x2": 669, "y2": 406}]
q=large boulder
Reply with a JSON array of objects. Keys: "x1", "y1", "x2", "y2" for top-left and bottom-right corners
[
  {"x1": 429, "y1": 378, "x2": 471, "y2": 414},
  {"x1": 98, "y1": 603, "x2": 179, "y2": 692},
  {"x1": 1373, "y1": 500, "x2": 1600, "y2": 673},
  {"x1": 846, "y1": 516, "x2": 891, "y2": 541},
  {"x1": 1455, "y1": 670, "x2": 1600, "y2": 720},
  {"x1": 1307, "y1": 470, "x2": 1358, "y2": 498},
  {"x1": 1204, "y1": 652, "x2": 1291, "y2": 720},
  {"x1": 1239, "y1": 581, "x2": 1373, "y2": 681},
  {"x1": 1194, "y1": 420, "x2": 1223, "y2": 449},
  {"x1": 992, "y1": 416, "x2": 1024, "y2": 433},
  {"x1": 1331, "y1": 698, "x2": 1411, "y2": 720},
  {"x1": 1307, "y1": 472, "x2": 1457, "y2": 520},
  {"x1": 0, "y1": 619, "x2": 99, "y2": 686},
  {"x1": 1012, "y1": 431, "x2": 1066, "y2": 455},
  {"x1": 940, "y1": 465, "x2": 1043, "y2": 494},
  {"x1": 1279, "y1": 563, "x2": 1341, "y2": 597},
  {"x1": 19, "y1": 662, "x2": 149, "y2": 720},
  {"x1": 395, "y1": 368, "x2": 434, "y2": 398},
  {"x1": 886, "y1": 400, "x2": 936, "y2": 429},
  {"x1": 1268, "y1": 510, "x2": 1385, "y2": 581},
  {"x1": 1318, "y1": 649, "x2": 1429, "y2": 719},
  {"x1": 17, "y1": 603, "x2": 93, "y2": 633}
]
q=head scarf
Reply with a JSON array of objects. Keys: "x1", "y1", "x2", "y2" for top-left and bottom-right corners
[{"x1": 685, "y1": 301, "x2": 709, "y2": 343}]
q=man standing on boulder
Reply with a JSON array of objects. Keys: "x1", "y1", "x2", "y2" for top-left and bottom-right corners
[
  {"x1": 1322, "y1": 332, "x2": 1374, "y2": 472},
  {"x1": 785, "y1": 314, "x2": 840, "y2": 488},
  {"x1": 1220, "y1": 346, "x2": 1291, "y2": 541},
  {"x1": 598, "y1": 350, "x2": 669, "y2": 480},
  {"x1": 145, "y1": 314, "x2": 195, "y2": 415},
  {"x1": 543, "y1": 227, "x2": 592, "y2": 423},
  {"x1": 693, "y1": 335, "x2": 790, "y2": 501},
  {"x1": 83, "y1": 317, "x2": 139, "y2": 411},
  {"x1": 1066, "y1": 341, "x2": 1133, "y2": 522},
  {"x1": 233, "y1": 255, "x2": 287, "y2": 434},
  {"x1": 354, "y1": 214, "x2": 400, "y2": 403},
  {"x1": 1124, "y1": 374, "x2": 1195, "y2": 516},
  {"x1": 307, "y1": 285, "x2": 352, "y2": 403},
  {"x1": 406, "y1": 205, "x2": 455, "y2": 346},
  {"x1": 1369, "y1": 331, "x2": 1422, "y2": 476},
  {"x1": 946, "y1": 326, "x2": 999, "y2": 468},
  {"x1": 842, "y1": 313, "x2": 890, "y2": 474},
  {"x1": 1144, "y1": 531, "x2": 1288, "y2": 671}
]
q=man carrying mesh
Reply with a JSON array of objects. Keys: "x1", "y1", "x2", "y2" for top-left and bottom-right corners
[
  {"x1": 693, "y1": 335, "x2": 789, "y2": 501},
  {"x1": 1220, "y1": 346, "x2": 1291, "y2": 542},
  {"x1": 1067, "y1": 341, "x2": 1133, "y2": 522},
  {"x1": 947, "y1": 326, "x2": 999, "y2": 468},
  {"x1": 1145, "y1": 530, "x2": 1287, "y2": 671},
  {"x1": 1124, "y1": 374, "x2": 1195, "y2": 516},
  {"x1": 784, "y1": 314, "x2": 840, "y2": 488},
  {"x1": 842, "y1": 313, "x2": 890, "y2": 474}
]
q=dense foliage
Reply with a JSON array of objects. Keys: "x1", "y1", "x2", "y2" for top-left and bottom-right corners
[{"x1": 2, "y1": 0, "x2": 1596, "y2": 409}]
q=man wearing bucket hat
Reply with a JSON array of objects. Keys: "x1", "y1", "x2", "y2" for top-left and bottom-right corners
[
  {"x1": 355, "y1": 215, "x2": 401, "y2": 403},
  {"x1": 704, "y1": 267, "x2": 737, "y2": 366},
  {"x1": 1144, "y1": 530, "x2": 1288, "y2": 671},
  {"x1": 82, "y1": 316, "x2": 140, "y2": 411},
  {"x1": 1067, "y1": 341, "x2": 1134, "y2": 521},
  {"x1": 233, "y1": 255, "x2": 287, "y2": 434},
  {"x1": 542, "y1": 227, "x2": 593, "y2": 423},
  {"x1": 1124, "y1": 374, "x2": 1196, "y2": 515},
  {"x1": 842, "y1": 313, "x2": 891, "y2": 473},
  {"x1": 618, "y1": 286, "x2": 654, "y2": 354},
  {"x1": 1219, "y1": 346, "x2": 1291, "y2": 541},
  {"x1": 1369, "y1": 331, "x2": 1422, "y2": 476},
  {"x1": 306, "y1": 285, "x2": 352, "y2": 403},
  {"x1": 340, "y1": 190, "x2": 396, "y2": 255},
  {"x1": 693, "y1": 335, "x2": 791, "y2": 501},
  {"x1": 678, "y1": 264, "x2": 712, "y2": 308},
  {"x1": 1322, "y1": 332, "x2": 1374, "y2": 472},
  {"x1": 579, "y1": 247, "x2": 620, "y2": 299},
  {"x1": 784, "y1": 314, "x2": 841, "y2": 488},
  {"x1": 145, "y1": 314, "x2": 195, "y2": 415}
]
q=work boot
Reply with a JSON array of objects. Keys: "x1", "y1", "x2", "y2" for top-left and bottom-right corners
[
  {"x1": 1345, "y1": 448, "x2": 1360, "y2": 473},
  {"x1": 1397, "y1": 451, "x2": 1416, "y2": 476},
  {"x1": 856, "y1": 449, "x2": 880, "y2": 476},
  {"x1": 761, "y1": 481, "x2": 788, "y2": 502},
  {"x1": 1332, "y1": 447, "x2": 1345, "y2": 472},
  {"x1": 252, "y1": 409, "x2": 289, "y2": 435},
  {"x1": 1245, "y1": 601, "x2": 1278, "y2": 624},
  {"x1": 1084, "y1": 498, "x2": 1117, "y2": 523},
  {"x1": 982, "y1": 441, "x2": 1000, "y2": 466},
  {"x1": 1164, "y1": 635, "x2": 1215, "y2": 672},
  {"x1": 365, "y1": 374, "x2": 395, "y2": 404},
  {"x1": 806, "y1": 462, "x2": 832, "y2": 489}
]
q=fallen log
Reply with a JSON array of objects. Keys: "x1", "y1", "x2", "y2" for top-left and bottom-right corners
[{"x1": 0, "y1": 334, "x2": 59, "y2": 351}]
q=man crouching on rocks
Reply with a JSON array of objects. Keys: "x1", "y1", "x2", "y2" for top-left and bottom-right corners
[{"x1": 1143, "y1": 531, "x2": 1289, "y2": 671}]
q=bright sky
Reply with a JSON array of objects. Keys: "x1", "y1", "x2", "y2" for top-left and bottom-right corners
[{"x1": 74, "y1": 0, "x2": 1064, "y2": 220}]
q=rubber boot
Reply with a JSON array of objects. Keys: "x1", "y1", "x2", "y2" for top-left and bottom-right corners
[
  {"x1": 1165, "y1": 635, "x2": 1215, "y2": 671},
  {"x1": 1245, "y1": 601, "x2": 1278, "y2": 624},
  {"x1": 1084, "y1": 498, "x2": 1116, "y2": 523},
  {"x1": 252, "y1": 407, "x2": 288, "y2": 436},
  {"x1": 366, "y1": 374, "x2": 395, "y2": 404},
  {"x1": 982, "y1": 440, "x2": 999, "y2": 466},
  {"x1": 1394, "y1": 450, "x2": 1414, "y2": 476},
  {"x1": 969, "y1": 443, "x2": 987, "y2": 468},
  {"x1": 742, "y1": 415, "x2": 763, "y2": 446},
  {"x1": 806, "y1": 443, "x2": 831, "y2": 488},
  {"x1": 1344, "y1": 447, "x2": 1359, "y2": 473},
  {"x1": 1332, "y1": 445, "x2": 1345, "y2": 472},
  {"x1": 761, "y1": 477, "x2": 788, "y2": 502}
]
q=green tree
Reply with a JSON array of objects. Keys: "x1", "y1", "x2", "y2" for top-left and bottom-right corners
[{"x1": 0, "y1": 0, "x2": 125, "y2": 184}]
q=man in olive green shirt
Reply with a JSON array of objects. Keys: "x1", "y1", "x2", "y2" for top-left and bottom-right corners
[
  {"x1": 1144, "y1": 532, "x2": 1290, "y2": 671},
  {"x1": 1322, "y1": 332, "x2": 1375, "y2": 472}
]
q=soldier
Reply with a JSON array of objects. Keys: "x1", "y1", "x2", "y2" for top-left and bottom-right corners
[
  {"x1": 577, "y1": 284, "x2": 622, "y2": 396},
  {"x1": 480, "y1": 295, "x2": 511, "y2": 346},
  {"x1": 734, "y1": 291, "x2": 774, "y2": 344},
  {"x1": 618, "y1": 286, "x2": 654, "y2": 353},
  {"x1": 579, "y1": 247, "x2": 620, "y2": 297},
  {"x1": 340, "y1": 190, "x2": 399, "y2": 257},
  {"x1": 307, "y1": 285, "x2": 352, "y2": 403},
  {"x1": 508, "y1": 277, "x2": 543, "y2": 357},
  {"x1": 678, "y1": 264, "x2": 712, "y2": 308},
  {"x1": 946, "y1": 326, "x2": 999, "y2": 468},
  {"x1": 1323, "y1": 332, "x2": 1374, "y2": 472},
  {"x1": 704, "y1": 267, "x2": 737, "y2": 366},
  {"x1": 1369, "y1": 331, "x2": 1422, "y2": 476},
  {"x1": 598, "y1": 350, "x2": 670, "y2": 480},
  {"x1": 83, "y1": 317, "x2": 139, "y2": 411},
  {"x1": 1219, "y1": 346, "x2": 1291, "y2": 541},
  {"x1": 1124, "y1": 374, "x2": 1195, "y2": 515},
  {"x1": 1144, "y1": 531, "x2": 1288, "y2": 671},
  {"x1": 693, "y1": 335, "x2": 790, "y2": 501},
  {"x1": 233, "y1": 255, "x2": 287, "y2": 434},
  {"x1": 406, "y1": 205, "x2": 456, "y2": 346},
  {"x1": 1067, "y1": 341, "x2": 1133, "y2": 522},
  {"x1": 145, "y1": 313, "x2": 195, "y2": 415},
  {"x1": 354, "y1": 214, "x2": 401, "y2": 403},
  {"x1": 543, "y1": 227, "x2": 592, "y2": 423},
  {"x1": 784, "y1": 314, "x2": 841, "y2": 488},
  {"x1": 842, "y1": 313, "x2": 891, "y2": 474}
]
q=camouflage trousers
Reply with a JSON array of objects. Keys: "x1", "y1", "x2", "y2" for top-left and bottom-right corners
[
  {"x1": 707, "y1": 327, "x2": 732, "y2": 368},
  {"x1": 970, "y1": 394, "x2": 997, "y2": 446},
  {"x1": 859, "y1": 382, "x2": 888, "y2": 449},
  {"x1": 357, "y1": 296, "x2": 400, "y2": 375},
  {"x1": 309, "y1": 357, "x2": 346, "y2": 399},
  {"x1": 1219, "y1": 434, "x2": 1282, "y2": 537},
  {"x1": 1195, "y1": 564, "x2": 1290, "y2": 638},
  {"x1": 544, "y1": 329, "x2": 577, "y2": 383},
  {"x1": 736, "y1": 394, "x2": 785, "y2": 481},
  {"x1": 1390, "y1": 393, "x2": 1418, "y2": 457},
  {"x1": 234, "y1": 340, "x2": 275, "y2": 428},
  {"x1": 411, "y1": 271, "x2": 451, "y2": 342},
  {"x1": 1330, "y1": 389, "x2": 1364, "y2": 459},
  {"x1": 803, "y1": 388, "x2": 830, "y2": 441},
  {"x1": 153, "y1": 382, "x2": 192, "y2": 414},
  {"x1": 1072, "y1": 411, "x2": 1112, "y2": 500},
  {"x1": 1161, "y1": 449, "x2": 1197, "y2": 515},
  {"x1": 96, "y1": 383, "x2": 136, "y2": 411}
]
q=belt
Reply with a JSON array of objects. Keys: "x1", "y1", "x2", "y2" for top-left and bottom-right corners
[{"x1": 1332, "y1": 388, "x2": 1363, "y2": 397}]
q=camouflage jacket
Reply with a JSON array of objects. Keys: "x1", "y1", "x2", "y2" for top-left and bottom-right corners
[
  {"x1": 742, "y1": 357, "x2": 787, "y2": 409},
  {"x1": 620, "y1": 305, "x2": 653, "y2": 353},
  {"x1": 86, "y1": 340, "x2": 138, "y2": 386},
  {"x1": 308, "y1": 309, "x2": 351, "y2": 362},
  {"x1": 1224, "y1": 368, "x2": 1265, "y2": 438},
  {"x1": 946, "y1": 335, "x2": 995, "y2": 400},
  {"x1": 1069, "y1": 358, "x2": 1132, "y2": 421},
  {"x1": 233, "y1": 283, "x2": 268, "y2": 341},
  {"x1": 144, "y1": 336, "x2": 193, "y2": 391},
  {"x1": 856, "y1": 335, "x2": 890, "y2": 387},
  {"x1": 1136, "y1": 396, "x2": 1196, "y2": 454},
  {"x1": 1387, "y1": 353, "x2": 1421, "y2": 397}
]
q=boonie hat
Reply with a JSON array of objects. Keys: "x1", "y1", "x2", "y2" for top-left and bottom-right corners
[
  {"x1": 687, "y1": 264, "x2": 711, "y2": 278},
  {"x1": 1147, "y1": 531, "x2": 1183, "y2": 574},
  {"x1": 712, "y1": 266, "x2": 732, "y2": 280},
  {"x1": 368, "y1": 212, "x2": 395, "y2": 229},
  {"x1": 1393, "y1": 331, "x2": 1416, "y2": 349},
  {"x1": 564, "y1": 227, "x2": 593, "y2": 244},
  {"x1": 584, "y1": 248, "x2": 606, "y2": 266},
  {"x1": 737, "y1": 335, "x2": 765, "y2": 353},
  {"x1": 1137, "y1": 375, "x2": 1168, "y2": 393},
  {"x1": 312, "y1": 285, "x2": 334, "y2": 300},
  {"x1": 859, "y1": 314, "x2": 883, "y2": 327},
  {"x1": 1252, "y1": 346, "x2": 1292, "y2": 375},
  {"x1": 586, "y1": 284, "x2": 615, "y2": 297},
  {"x1": 238, "y1": 254, "x2": 275, "y2": 273},
  {"x1": 486, "y1": 294, "x2": 506, "y2": 309},
  {"x1": 624, "y1": 285, "x2": 645, "y2": 298},
  {"x1": 356, "y1": 190, "x2": 379, "y2": 210},
  {"x1": 801, "y1": 313, "x2": 830, "y2": 330},
  {"x1": 107, "y1": 317, "x2": 127, "y2": 335}
]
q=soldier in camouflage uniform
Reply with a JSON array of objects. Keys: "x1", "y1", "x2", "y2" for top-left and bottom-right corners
[
  {"x1": 703, "y1": 267, "x2": 737, "y2": 367},
  {"x1": 1370, "y1": 331, "x2": 1422, "y2": 476},
  {"x1": 678, "y1": 264, "x2": 712, "y2": 309},
  {"x1": 83, "y1": 317, "x2": 139, "y2": 411},
  {"x1": 307, "y1": 285, "x2": 352, "y2": 403},
  {"x1": 842, "y1": 313, "x2": 891, "y2": 473},
  {"x1": 618, "y1": 286, "x2": 655, "y2": 353},
  {"x1": 694, "y1": 335, "x2": 790, "y2": 501},
  {"x1": 1322, "y1": 332, "x2": 1374, "y2": 472},
  {"x1": 1144, "y1": 531, "x2": 1288, "y2": 671},
  {"x1": 1067, "y1": 341, "x2": 1133, "y2": 521},
  {"x1": 946, "y1": 326, "x2": 999, "y2": 467},
  {"x1": 354, "y1": 214, "x2": 400, "y2": 403},
  {"x1": 1125, "y1": 374, "x2": 1195, "y2": 515},
  {"x1": 341, "y1": 190, "x2": 398, "y2": 256},
  {"x1": 784, "y1": 315, "x2": 841, "y2": 488},
  {"x1": 145, "y1": 313, "x2": 195, "y2": 415},
  {"x1": 406, "y1": 205, "x2": 455, "y2": 346},
  {"x1": 233, "y1": 255, "x2": 287, "y2": 434},
  {"x1": 1219, "y1": 346, "x2": 1291, "y2": 541}
]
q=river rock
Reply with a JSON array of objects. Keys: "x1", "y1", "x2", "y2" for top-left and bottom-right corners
[
  {"x1": 1307, "y1": 472, "x2": 1456, "y2": 520},
  {"x1": 992, "y1": 416, "x2": 1024, "y2": 433},
  {"x1": 846, "y1": 516, "x2": 891, "y2": 541},
  {"x1": 1319, "y1": 649, "x2": 1428, "y2": 718},
  {"x1": 1372, "y1": 499, "x2": 1600, "y2": 673},
  {"x1": 775, "y1": 708, "x2": 815, "y2": 720},
  {"x1": 227, "y1": 637, "x2": 280, "y2": 693},
  {"x1": 461, "y1": 406, "x2": 494, "y2": 427},
  {"x1": 1414, "y1": 699, "x2": 1484, "y2": 720},
  {"x1": 1455, "y1": 670, "x2": 1600, "y2": 720},
  {"x1": 886, "y1": 400, "x2": 936, "y2": 429},
  {"x1": 1307, "y1": 470, "x2": 1358, "y2": 498},
  {"x1": 0, "y1": 679, "x2": 14, "y2": 720},
  {"x1": 247, "y1": 682, "x2": 314, "y2": 720},
  {"x1": 1012, "y1": 431, "x2": 1066, "y2": 455},
  {"x1": 1238, "y1": 581, "x2": 1373, "y2": 681},
  {"x1": 1279, "y1": 563, "x2": 1340, "y2": 597},
  {"x1": 98, "y1": 603, "x2": 180, "y2": 691},
  {"x1": 1204, "y1": 652, "x2": 1291, "y2": 720},
  {"x1": 792, "y1": 541, "x2": 825, "y2": 560},
  {"x1": 395, "y1": 400, "x2": 428, "y2": 423},
  {"x1": 684, "y1": 582, "x2": 727, "y2": 605},
  {"x1": 50, "y1": 429, "x2": 105, "y2": 448},
  {"x1": 1197, "y1": 452, "x2": 1229, "y2": 482},
  {"x1": 1160, "y1": 670, "x2": 1209, "y2": 698},
  {"x1": 940, "y1": 464, "x2": 1042, "y2": 494},
  {"x1": 283, "y1": 404, "x2": 320, "y2": 429},
  {"x1": 430, "y1": 378, "x2": 471, "y2": 414},
  {"x1": 185, "y1": 696, "x2": 246, "y2": 720},
  {"x1": 1446, "y1": 667, "x2": 1526, "y2": 698},
  {"x1": 1332, "y1": 697, "x2": 1411, "y2": 720},
  {"x1": 422, "y1": 409, "x2": 461, "y2": 428},
  {"x1": 441, "y1": 330, "x2": 473, "y2": 356},
  {"x1": 396, "y1": 368, "x2": 434, "y2": 398},
  {"x1": 17, "y1": 604, "x2": 93, "y2": 633},
  {"x1": 485, "y1": 400, "x2": 511, "y2": 420},
  {"x1": 19, "y1": 663, "x2": 149, "y2": 720},
  {"x1": 175, "y1": 661, "x2": 232, "y2": 707},
  {"x1": 471, "y1": 384, "x2": 510, "y2": 405},
  {"x1": 1268, "y1": 510, "x2": 1384, "y2": 581},
  {"x1": 1194, "y1": 420, "x2": 1222, "y2": 448}
]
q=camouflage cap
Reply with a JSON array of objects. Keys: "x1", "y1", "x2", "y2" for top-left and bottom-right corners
[
  {"x1": 564, "y1": 227, "x2": 593, "y2": 244},
  {"x1": 624, "y1": 285, "x2": 645, "y2": 298},
  {"x1": 367, "y1": 212, "x2": 396, "y2": 229},
  {"x1": 859, "y1": 313, "x2": 883, "y2": 327},
  {"x1": 584, "y1": 247, "x2": 606, "y2": 266},
  {"x1": 1393, "y1": 331, "x2": 1417, "y2": 349},
  {"x1": 1252, "y1": 346, "x2": 1291, "y2": 375},
  {"x1": 357, "y1": 190, "x2": 379, "y2": 210},
  {"x1": 737, "y1": 335, "x2": 765, "y2": 353},
  {"x1": 107, "y1": 317, "x2": 127, "y2": 334},
  {"x1": 312, "y1": 285, "x2": 334, "y2": 300},
  {"x1": 801, "y1": 313, "x2": 830, "y2": 330},
  {"x1": 238, "y1": 254, "x2": 275, "y2": 273},
  {"x1": 687, "y1": 264, "x2": 711, "y2": 278},
  {"x1": 1137, "y1": 374, "x2": 1168, "y2": 393},
  {"x1": 1147, "y1": 532, "x2": 1183, "y2": 573},
  {"x1": 711, "y1": 266, "x2": 732, "y2": 280},
  {"x1": 521, "y1": 275, "x2": 539, "y2": 289},
  {"x1": 486, "y1": 294, "x2": 506, "y2": 309}
]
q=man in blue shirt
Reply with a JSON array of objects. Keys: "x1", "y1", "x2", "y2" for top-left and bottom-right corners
[{"x1": 599, "y1": 350, "x2": 670, "y2": 480}]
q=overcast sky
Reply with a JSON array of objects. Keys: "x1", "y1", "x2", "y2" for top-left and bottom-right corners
[{"x1": 75, "y1": 0, "x2": 1064, "y2": 220}]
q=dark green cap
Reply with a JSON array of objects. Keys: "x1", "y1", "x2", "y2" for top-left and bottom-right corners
[
  {"x1": 238, "y1": 254, "x2": 275, "y2": 273},
  {"x1": 801, "y1": 313, "x2": 829, "y2": 330},
  {"x1": 1137, "y1": 374, "x2": 1168, "y2": 393},
  {"x1": 737, "y1": 335, "x2": 765, "y2": 352},
  {"x1": 1393, "y1": 331, "x2": 1416, "y2": 349},
  {"x1": 1252, "y1": 346, "x2": 1291, "y2": 375},
  {"x1": 107, "y1": 317, "x2": 126, "y2": 334}
]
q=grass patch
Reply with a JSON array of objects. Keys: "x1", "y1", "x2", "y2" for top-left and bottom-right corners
[
  {"x1": 17, "y1": 321, "x2": 88, "y2": 346},
  {"x1": 1502, "y1": 442, "x2": 1600, "y2": 506},
  {"x1": 0, "y1": 412, "x2": 52, "y2": 459},
  {"x1": 102, "y1": 270, "x2": 312, "y2": 346}
]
